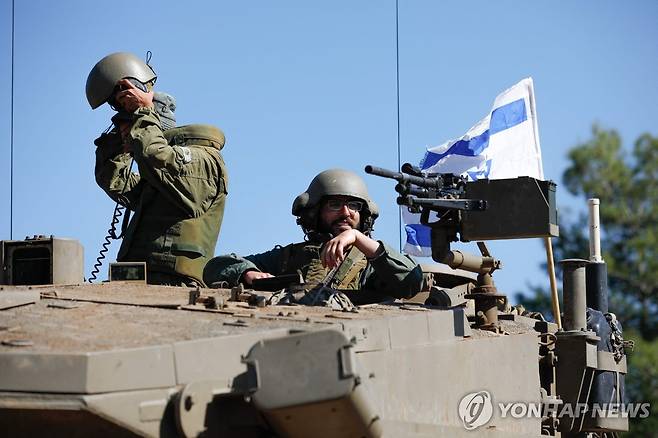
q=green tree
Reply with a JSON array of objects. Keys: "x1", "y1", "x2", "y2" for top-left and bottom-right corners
[
  {"x1": 624, "y1": 330, "x2": 658, "y2": 437},
  {"x1": 517, "y1": 126, "x2": 658, "y2": 435},
  {"x1": 562, "y1": 127, "x2": 658, "y2": 337}
]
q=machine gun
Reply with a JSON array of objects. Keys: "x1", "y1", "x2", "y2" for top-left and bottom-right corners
[
  {"x1": 366, "y1": 163, "x2": 558, "y2": 329},
  {"x1": 366, "y1": 163, "x2": 558, "y2": 258}
]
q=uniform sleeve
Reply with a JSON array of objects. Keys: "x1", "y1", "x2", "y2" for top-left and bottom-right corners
[
  {"x1": 127, "y1": 107, "x2": 222, "y2": 218},
  {"x1": 203, "y1": 247, "x2": 287, "y2": 287},
  {"x1": 362, "y1": 241, "x2": 423, "y2": 299},
  {"x1": 94, "y1": 131, "x2": 142, "y2": 210},
  {"x1": 203, "y1": 254, "x2": 260, "y2": 286}
]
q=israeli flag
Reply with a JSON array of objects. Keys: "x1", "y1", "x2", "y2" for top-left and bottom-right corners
[{"x1": 404, "y1": 78, "x2": 544, "y2": 257}]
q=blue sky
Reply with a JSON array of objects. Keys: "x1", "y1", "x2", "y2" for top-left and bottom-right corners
[{"x1": 1, "y1": 1, "x2": 657, "y2": 296}]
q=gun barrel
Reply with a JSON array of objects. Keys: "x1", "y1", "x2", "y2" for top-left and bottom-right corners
[
  {"x1": 365, "y1": 165, "x2": 444, "y2": 189},
  {"x1": 400, "y1": 162, "x2": 422, "y2": 176},
  {"x1": 396, "y1": 183, "x2": 428, "y2": 197},
  {"x1": 364, "y1": 165, "x2": 401, "y2": 179}
]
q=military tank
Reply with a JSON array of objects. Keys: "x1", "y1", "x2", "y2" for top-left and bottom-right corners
[{"x1": 0, "y1": 167, "x2": 631, "y2": 437}]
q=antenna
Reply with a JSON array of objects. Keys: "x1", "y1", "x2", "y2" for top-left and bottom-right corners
[
  {"x1": 9, "y1": 0, "x2": 15, "y2": 239},
  {"x1": 395, "y1": 0, "x2": 402, "y2": 251}
]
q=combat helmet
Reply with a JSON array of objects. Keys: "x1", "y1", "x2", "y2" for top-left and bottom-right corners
[
  {"x1": 292, "y1": 169, "x2": 379, "y2": 237},
  {"x1": 86, "y1": 52, "x2": 157, "y2": 109}
]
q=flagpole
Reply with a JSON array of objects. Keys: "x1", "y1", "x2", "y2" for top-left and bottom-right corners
[{"x1": 544, "y1": 236, "x2": 561, "y2": 329}]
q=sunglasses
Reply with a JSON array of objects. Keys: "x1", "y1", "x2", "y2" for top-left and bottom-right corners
[
  {"x1": 108, "y1": 78, "x2": 149, "y2": 111},
  {"x1": 325, "y1": 199, "x2": 363, "y2": 212}
]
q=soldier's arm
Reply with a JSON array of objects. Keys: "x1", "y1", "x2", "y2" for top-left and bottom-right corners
[
  {"x1": 362, "y1": 241, "x2": 423, "y2": 299},
  {"x1": 94, "y1": 131, "x2": 142, "y2": 210},
  {"x1": 127, "y1": 107, "x2": 223, "y2": 218},
  {"x1": 203, "y1": 247, "x2": 286, "y2": 287},
  {"x1": 203, "y1": 254, "x2": 259, "y2": 287},
  {"x1": 321, "y1": 229, "x2": 383, "y2": 268}
]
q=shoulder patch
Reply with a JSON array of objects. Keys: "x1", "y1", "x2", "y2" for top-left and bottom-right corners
[{"x1": 179, "y1": 146, "x2": 193, "y2": 163}]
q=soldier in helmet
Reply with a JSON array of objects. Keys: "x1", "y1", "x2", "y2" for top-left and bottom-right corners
[
  {"x1": 87, "y1": 52, "x2": 228, "y2": 286},
  {"x1": 204, "y1": 169, "x2": 423, "y2": 301}
]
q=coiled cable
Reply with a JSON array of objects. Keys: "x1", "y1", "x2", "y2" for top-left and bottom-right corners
[
  {"x1": 88, "y1": 201, "x2": 127, "y2": 283},
  {"x1": 88, "y1": 144, "x2": 135, "y2": 283}
]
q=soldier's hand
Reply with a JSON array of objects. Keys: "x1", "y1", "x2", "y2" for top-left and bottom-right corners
[
  {"x1": 321, "y1": 229, "x2": 358, "y2": 269},
  {"x1": 115, "y1": 79, "x2": 154, "y2": 112},
  {"x1": 242, "y1": 270, "x2": 274, "y2": 286},
  {"x1": 322, "y1": 230, "x2": 384, "y2": 268}
]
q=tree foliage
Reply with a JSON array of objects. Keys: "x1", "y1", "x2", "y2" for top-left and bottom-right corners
[
  {"x1": 623, "y1": 330, "x2": 658, "y2": 437},
  {"x1": 562, "y1": 126, "x2": 658, "y2": 337}
]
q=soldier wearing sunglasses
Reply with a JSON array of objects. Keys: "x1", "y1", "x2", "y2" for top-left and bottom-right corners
[{"x1": 204, "y1": 169, "x2": 422, "y2": 301}]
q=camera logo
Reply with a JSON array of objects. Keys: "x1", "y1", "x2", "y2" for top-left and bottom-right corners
[{"x1": 458, "y1": 390, "x2": 493, "y2": 430}]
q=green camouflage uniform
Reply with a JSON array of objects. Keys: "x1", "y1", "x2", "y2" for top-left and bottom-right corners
[
  {"x1": 203, "y1": 239, "x2": 423, "y2": 300},
  {"x1": 95, "y1": 107, "x2": 228, "y2": 286}
]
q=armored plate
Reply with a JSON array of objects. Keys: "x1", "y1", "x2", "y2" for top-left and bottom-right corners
[{"x1": 0, "y1": 283, "x2": 554, "y2": 437}]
